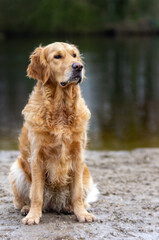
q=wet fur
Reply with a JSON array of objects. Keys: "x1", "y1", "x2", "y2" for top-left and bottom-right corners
[{"x1": 9, "y1": 42, "x2": 98, "y2": 225}]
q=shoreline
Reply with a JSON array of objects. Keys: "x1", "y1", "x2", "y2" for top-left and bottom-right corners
[{"x1": 1, "y1": 149, "x2": 159, "y2": 239}]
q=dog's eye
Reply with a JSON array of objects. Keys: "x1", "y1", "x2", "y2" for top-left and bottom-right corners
[
  {"x1": 54, "y1": 55, "x2": 62, "y2": 59},
  {"x1": 73, "y1": 53, "x2": 76, "y2": 58}
]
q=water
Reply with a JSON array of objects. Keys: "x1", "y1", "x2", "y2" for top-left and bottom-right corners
[{"x1": 0, "y1": 36, "x2": 159, "y2": 150}]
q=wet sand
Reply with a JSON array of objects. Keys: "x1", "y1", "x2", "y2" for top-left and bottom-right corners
[{"x1": 0, "y1": 149, "x2": 159, "y2": 240}]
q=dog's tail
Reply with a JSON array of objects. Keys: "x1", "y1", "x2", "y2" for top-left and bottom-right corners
[{"x1": 86, "y1": 182, "x2": 99, "y2": 203}]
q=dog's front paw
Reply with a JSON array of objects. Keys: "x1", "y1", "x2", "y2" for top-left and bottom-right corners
[
  {"x1": 76, "y1": 212, "x2": 96, "y2": 223},
  {"x1": 22, "y1": 211, "x2": 42, "y2": 225}
]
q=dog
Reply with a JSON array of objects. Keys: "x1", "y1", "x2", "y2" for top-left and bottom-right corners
[{"x1": 9, "y1": 42, "x2": 98, "y2": 225}]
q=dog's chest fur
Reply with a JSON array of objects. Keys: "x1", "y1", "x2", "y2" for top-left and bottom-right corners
[
  {"x1": 23, "y1": 84, "x2": 90, "y2": 187},
  {"x1": 42, "y1": 132, "x2": 77, "y2": 186}
]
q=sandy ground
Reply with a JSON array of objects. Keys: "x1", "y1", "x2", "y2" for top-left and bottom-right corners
[{"x1": 1, "y1": 149, "x2": 159, "y2": 240}]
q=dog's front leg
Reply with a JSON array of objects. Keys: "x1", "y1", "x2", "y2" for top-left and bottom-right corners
[
  {"x1": 22, "y1": 158, "x2": 45, "y2": 225},
  {"x1": 71, "y1": 160, "x2": 96, "y2": 222}
]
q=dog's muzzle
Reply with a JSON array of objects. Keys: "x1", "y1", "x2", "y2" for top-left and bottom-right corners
[{"x1": 60, "y1": 62, "x2": 83, "y2": 87}]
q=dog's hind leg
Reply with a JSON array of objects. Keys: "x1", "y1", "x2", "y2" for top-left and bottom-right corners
[
  {"x1": 9, "y1": 157, "x2": 30, "y2": 211},
  {"x1": 10, "y1": 178, "x2": 26, "y2": 210},
  {"x1": 21, "y1": 205, "x2": 30, "y2": 216}
]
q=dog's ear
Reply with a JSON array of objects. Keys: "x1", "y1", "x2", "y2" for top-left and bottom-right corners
[{"x1": 27, "y1": 46, "x2": 50, "y2": 84}]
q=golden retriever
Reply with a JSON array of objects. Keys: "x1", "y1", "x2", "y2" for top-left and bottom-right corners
[{"x1": 9, "y1": 42, "x2": 98, "y2": 225}]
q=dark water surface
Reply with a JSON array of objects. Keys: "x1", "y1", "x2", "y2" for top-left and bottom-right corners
[{"x1": 0, "y1": 36, "x2": 159, "y2": 150}]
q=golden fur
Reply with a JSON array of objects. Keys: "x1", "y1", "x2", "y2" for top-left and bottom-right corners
[{"x1": 9, "y1": 42, "x2": 98, "y2": 225}]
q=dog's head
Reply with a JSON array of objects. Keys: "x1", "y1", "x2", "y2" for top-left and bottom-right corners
[{"x1": 27, "y1": 42, "x2": 85, "y2": 87}]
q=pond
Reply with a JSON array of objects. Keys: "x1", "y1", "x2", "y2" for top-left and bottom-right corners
[{"x1": 0, "y1": 36, "x2": 159, "y2": 150}]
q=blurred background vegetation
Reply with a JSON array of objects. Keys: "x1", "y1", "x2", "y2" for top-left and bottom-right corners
[{"x1": 1, "y1": 0, "x2": 159, "y2": 35}]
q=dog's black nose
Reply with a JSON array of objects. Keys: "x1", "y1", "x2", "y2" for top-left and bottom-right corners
[{"x1": 72, "y1": 62, "x2": 83, "y2": 71}]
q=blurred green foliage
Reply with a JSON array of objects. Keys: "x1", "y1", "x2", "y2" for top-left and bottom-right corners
[{"x1": 0, "y1": 0, "x2": 159, "y2": 34}]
